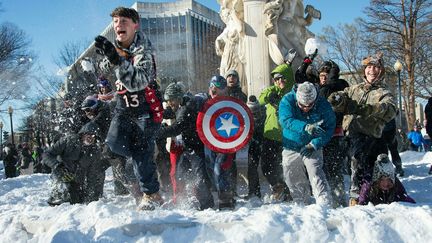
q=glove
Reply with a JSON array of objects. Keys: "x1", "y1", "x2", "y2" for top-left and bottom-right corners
[
  {"x1": 94, "y1": 35, "x2": 121, "y2": 65},
  {"x1": 284, "y1": 48, "x2": 297, "y2": 65},
  {"x1": 306, "y1": 48, "x2": 318, "y2": 62},
  {"x1": 305, "y1": 121, "x2": 325, "y2": 136},
  {"x1": 55, "y1": 164, "x2": 75, "y2": 183},
  {"x1": 355, "y1": 103, "x2": 378, "y2": 117},
  {"x1": 300, "y1": 143, "x2": 315, "y2": 157},
  {"x1": 268, "y1": 92, "x2": 279, "y2": 106},
  {"x1": 328, "y1": 92, "x2": 346, "y2": 112}
]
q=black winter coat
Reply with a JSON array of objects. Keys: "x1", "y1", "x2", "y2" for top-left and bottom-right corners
[
  {"x1": 42, "y1": 134, "x2": 82, "y2": 172},
  {"x1": 3, "y1": 146, "x2": 19, "y2": 167},
  {"x1": 228, "y1": 86, "x2": 247, "y2": 103},
  {"x1": 320, "y1": 78, "x2": 349, "y2": 127},
  {"x1": 42, "y1": 122, "x2": 99, "y2": 172},
  {"x1": 92, "y1": 101, "x2": 112, "y2": 141},
  {"x1": 157, "y1": 95, "x2": 205, "y2": 156}
]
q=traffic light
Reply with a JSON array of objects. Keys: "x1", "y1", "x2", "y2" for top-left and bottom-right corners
[{"x1": 3, "y1": 131, "x2": 9, "y2": 141}]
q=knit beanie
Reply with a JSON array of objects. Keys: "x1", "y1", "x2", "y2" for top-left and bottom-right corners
[
  {"x1": 226, "y1": 70, "x2": 239, "y2": 78},
  {"x1": 247, "y1": 95, "x2": 261, "y2": 115},
  {"x1": 372, "y1": 154, "x2": 395, "y2": 183},
  {"x1": 296, "y1": 81, "x2": 317, "y2": 105},
  {"x1": 164, "y1": 82, "x2": 185, "y2": 101}
]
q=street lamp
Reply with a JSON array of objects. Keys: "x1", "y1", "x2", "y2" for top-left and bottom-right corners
[
  {"x1": 394, "y1": 60, "x2": 403, "y2": 128},
  {"x1": 8, "y1": 106, "x2": 14, "y2": 145},
  {"x1": 0, "y1": 121, "x2": 3, "y2": 159}
]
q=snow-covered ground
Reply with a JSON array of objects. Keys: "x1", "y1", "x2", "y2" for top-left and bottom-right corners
[{"x1": 1, "y1": 151, "x2": 431, "y2": 242}]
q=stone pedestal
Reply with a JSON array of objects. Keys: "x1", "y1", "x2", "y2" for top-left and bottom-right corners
[{"x1": 243, "y1": 0, "x2": 271, "y2": 97}]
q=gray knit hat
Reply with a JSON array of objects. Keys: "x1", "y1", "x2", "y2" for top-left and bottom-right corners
[
  {"x1": 372, "y1": 154, "x2": 395, "y2": 183},
  {"x1": 164, "y1": 82, "x2": 185, "y2": 101},
  {"x1": 226, "y1": 69, "x2": 239, "y2": 78},
  {"x1": 296, "y1": 81, "x2": 317, "y2": 105},
  {"x1": 247, "y1": 95, "x2": 261, "y2": 115}
]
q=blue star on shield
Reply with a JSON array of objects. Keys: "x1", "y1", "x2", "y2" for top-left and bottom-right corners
[{"x1": 216, "y1": 112, "x2": 240, "y2": 137}]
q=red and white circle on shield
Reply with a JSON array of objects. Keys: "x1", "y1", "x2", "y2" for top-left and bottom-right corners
[{"x1": 196, "y1": 96, "x2": 254, "y2": 153}]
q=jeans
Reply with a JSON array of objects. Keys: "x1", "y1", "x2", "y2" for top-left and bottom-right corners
[
  {"x1": 106, "y1": 113, "x2": 160, "y2": 194},
  {"x1": 204, "y1": 148, "x2": 236, "y2": 193}
]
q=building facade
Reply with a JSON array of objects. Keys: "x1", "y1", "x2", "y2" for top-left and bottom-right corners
[{"x1": 66, "y1": 0, "x2": 223, "y2": 94}]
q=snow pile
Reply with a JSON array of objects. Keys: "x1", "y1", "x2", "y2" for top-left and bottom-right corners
[{"x1": 1, "y1": 151, "x2": 432, "y2": 242}]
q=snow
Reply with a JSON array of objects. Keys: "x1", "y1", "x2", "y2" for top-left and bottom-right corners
[{"x1": 1, "y1": 151, "x2": 432, "y2": 242}]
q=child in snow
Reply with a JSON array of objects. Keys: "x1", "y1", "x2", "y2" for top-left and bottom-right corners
[{"x1": 358, "y1": 154, "x2": 415, "y2": 205}]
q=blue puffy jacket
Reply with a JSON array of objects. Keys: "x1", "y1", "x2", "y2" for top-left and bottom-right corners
[
  {"x1": 278, "y1": 89, "x2": 336, "y2": 151},
  {"x1": 407, "y1": 130, "x2": 425, "y2": 146}
]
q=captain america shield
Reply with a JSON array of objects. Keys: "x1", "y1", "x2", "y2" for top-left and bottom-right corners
[{"x1": 197, "y1": 96, "x2": 254, "y2": 153}]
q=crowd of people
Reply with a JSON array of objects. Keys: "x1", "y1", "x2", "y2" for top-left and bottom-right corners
[{"x1": 3, "y1": 6, "x2": 428, "y2": 210}]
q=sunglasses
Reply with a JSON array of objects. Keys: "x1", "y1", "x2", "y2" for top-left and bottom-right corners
[
  {"x1": 298, "y1": 102, "x2": 315, "y2": 109},
  {"x1": 210, "y1": 82, "x2": 225, "y2": 89}
]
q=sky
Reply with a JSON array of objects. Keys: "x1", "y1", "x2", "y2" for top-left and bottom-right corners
[
  {"x1": 1, "y1": 150, "x2": 432, "y2": 241},
  {"x1": 0, "y1": 0, "x2": 369, "y2": 130}
]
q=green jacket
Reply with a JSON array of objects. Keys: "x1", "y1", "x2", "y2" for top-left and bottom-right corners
[
  {"x1": 259, "y1": 85, "x2": 291, "y2": 141},
  {"x1": 258, "y1": 63, "x2": 294, "y2": 141}
]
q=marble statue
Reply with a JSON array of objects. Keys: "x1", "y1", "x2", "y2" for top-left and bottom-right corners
[
  {"x1": 264, "y1": 0, "x2": 321, "y2": 65},
  {"x1": 216, "y1": 0, "x2": 320, "y2": 96},
  {"x1": 215, "y1": 0, "x2": 246, "y2": 87}
]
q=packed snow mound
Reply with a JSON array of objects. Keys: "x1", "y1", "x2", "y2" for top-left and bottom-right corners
[{"x1": 1, "y1": 151, "x2": 432, "y2": 242}]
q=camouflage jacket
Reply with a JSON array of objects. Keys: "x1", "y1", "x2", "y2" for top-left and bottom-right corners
[
  {"x1": 336, "y1": 80, "x2": 397, "y2": 138},
  {"x1": 113, "y1": 31, "x2": 155, "y2": 92}
]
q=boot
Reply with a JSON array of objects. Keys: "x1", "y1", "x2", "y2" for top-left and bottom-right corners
[
  {"x1": 428, "y1": 165, "x2": 432, "y2": 175},
  {"x1": 218, "y1": 191, "x2": 235, "y2": 210},
  {"x1": 270, "y1": 183, "x2": 292, "y2": 202},
  {"x1": 349, "y1": 198, "x2": 358, "y2": 206},
  {"x1": 137, "y1": 192, "x2": 164, "y2": 211}
]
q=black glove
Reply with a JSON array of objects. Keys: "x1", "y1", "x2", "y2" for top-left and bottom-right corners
[
  {"x1": 55, "y1": 164, "x2": 75, "y2": 183},
  {"x1": 355, "y1": 103, "x2": 379, "y2": 117},
  {"x1": 328, "y1": 92, "x2": 346, "y2": 112},
  {"x1": 268, "y1": 92, "x2": 279, "y2": 106},
  {"x1": 307, "y1": 48, "x2": 318, "y2": 61},
  {"x1": 305, "y1": 121, "x2": 325, "y2": 136},
  {"x1": 94, "y1": 35, "x2": 121, "y2": 65},
  {"x1": 300, "y1": 143, "x2": 315, "y2": 158},
  {"x1": 295, "y1": 53, "x2": 315, "y2": 84}
]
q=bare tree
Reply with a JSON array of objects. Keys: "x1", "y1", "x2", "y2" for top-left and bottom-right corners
[
  {"x1": 0, "y1": 22, "x2": 35, "y2": 105},
  {"x1": 53, "y1": 40, "x2": 86, "y2": 69},
  {"x1": 318, "y1": 19, "x2": 369, "y2": 84},
  {"x1": 362, "y1": 0, "x2": 432, "y2": 130}
]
